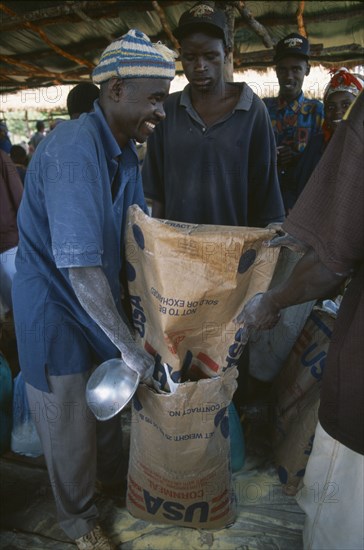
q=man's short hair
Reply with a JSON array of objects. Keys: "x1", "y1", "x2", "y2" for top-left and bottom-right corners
[{"x1": 67, "y1": 82, "x2": 100, "y2": 117}]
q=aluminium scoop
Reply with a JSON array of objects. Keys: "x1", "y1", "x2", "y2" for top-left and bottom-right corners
[{"x1": 86, "y1": 358, "x2": 140, "y2": 421}]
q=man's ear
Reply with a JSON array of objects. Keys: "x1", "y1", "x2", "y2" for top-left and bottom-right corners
[
  {"x1": 305, "y1": 63, "x2": 311, "y2": 77},
  {"x1": 224, "y1": 45, "x2": 231, "y2": 61},
  {"x1": 108, "y1": 77, "x2": 124, "y2": 101}
]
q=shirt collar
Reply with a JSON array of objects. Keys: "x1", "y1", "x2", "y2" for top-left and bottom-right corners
[
  {"x1": 277, "y1": 91, "x2": 304, "y2": 112},
  {"x1": 180, "y1": 82, "x2": 254, "y2": 112}
]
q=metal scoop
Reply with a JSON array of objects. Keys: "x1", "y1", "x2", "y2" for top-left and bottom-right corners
[{"x1": 86, "y1": 358, "x2": 140, "y2": 421}]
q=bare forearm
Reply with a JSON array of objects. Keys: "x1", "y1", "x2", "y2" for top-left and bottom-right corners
[
  {"x1": 268, "y1": 247, "x2": 345, "y2": 310},
  {"x1": 69, "y1": 266, "x2": 134, "y2": 352},
  {"x1": 236, "y1": 247, "x2": 346, "y2": 330},
  {"x1": 69, "y1": 266, "x2": 154, "y2": 379}
]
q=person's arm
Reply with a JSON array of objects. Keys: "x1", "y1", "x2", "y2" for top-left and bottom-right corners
[
  {"x1": 236, "y1": 246, "x2": 346, "y2": 330},
  {"x1": 277, "y1": 145, "x2": 300, "y2": 168},
  {"x1": 1, "y1": 152, "x2": 23, "y2": 207},
  {"x1": 69, "y1": 266, "x2": 154, "y2": 379}
]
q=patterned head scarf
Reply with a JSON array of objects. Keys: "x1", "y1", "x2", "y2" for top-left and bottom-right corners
[{"x1": 323, "y1": 67, "x2": 363, "y2": 102}]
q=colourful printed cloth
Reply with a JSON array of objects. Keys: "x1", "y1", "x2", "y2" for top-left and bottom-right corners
[{"x1": 263, "y1": 92, "x2": 324, "y2": 153}]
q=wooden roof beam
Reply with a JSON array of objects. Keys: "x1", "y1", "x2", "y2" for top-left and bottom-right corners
[
  {"x1": 1, "y1": 3, "x2": 94, "y2": 69},
  {"x1": 0, "y1": 1, "x2": 120, "y2": 29},
  {"x1": 234, "y1": 1, "x2": 275, "y2": 48},
  {"x1": 0, "y1": 54, "x2": 61, "y2": 77},
  {"x1": 0, "y1": 1, "x2": 186, "y2": 32},
  {"x1": 296, "y1": 1, "x2": 307, "y2": 38},
  {"x1": 234, "y1": 6, "x2": 364, "y2": 30},
  {"x1": 152, "y1": 0, "x2": 180, "y2": 50},
  {"x1": 233, "y1": 43, "x2": 363, "y2": 68}
]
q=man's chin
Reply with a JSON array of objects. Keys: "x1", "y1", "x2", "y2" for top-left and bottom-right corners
[{"x1": 280, "y1": 88, "x2": 300, "y2": 101}]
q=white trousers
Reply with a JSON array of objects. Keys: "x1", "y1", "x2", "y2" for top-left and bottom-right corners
[{"x1": 296, "y1": 421, "x2": 364, "y2": 550}]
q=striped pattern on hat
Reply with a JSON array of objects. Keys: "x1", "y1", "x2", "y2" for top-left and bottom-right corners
[{"x1": 92, "y1": 29, "x2": 176, "y2": 84}]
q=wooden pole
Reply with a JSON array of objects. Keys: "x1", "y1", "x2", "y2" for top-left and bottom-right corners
[
  {"x1": 296, "y1": 1, "x2": 307, "y2": 37},
  {"x1": 223, "y1": 3, "x2": 235, "y2": 81}
]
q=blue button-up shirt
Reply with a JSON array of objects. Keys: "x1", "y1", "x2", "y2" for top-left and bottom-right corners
[
  {"x1": 263, "y1": 91, "x2": 324, "y2": 153},
  {"x1": 263, "y1": 92, "x2": 324, "y2": 211},
  {"x1": 12, "y1": 100, "x2": 147, "y2": 391}
]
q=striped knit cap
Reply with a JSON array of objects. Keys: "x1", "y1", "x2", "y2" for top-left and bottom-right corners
[{"x1": 92, "y1": 29, "x2": 176, "y2": 84}]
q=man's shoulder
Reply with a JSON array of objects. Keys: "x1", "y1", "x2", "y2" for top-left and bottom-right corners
[
  {"x1": 234, "y1": 82, "x2": 267, "y2": 113},
  {"x1": 238, "y1": 81, "x2": 256, "y2": 99},
  {"x1": 262, "y1": 96, "x2": 277, "y2": 104},
  {"x1": 302, "y1": 94, "x2": 322, "y2": 103},
  {"x1": 40, "y1": 117, "x2": 101, "y2": 158},
  {"x1": 301, "y1": 95, "x2": 324, "y2": 110},
  {"x1": 165, "y1": 90, "x2": 183, "y2": 107},
  {"x1": 262, "y1": 96, "x2": 278, "y2": 112}
]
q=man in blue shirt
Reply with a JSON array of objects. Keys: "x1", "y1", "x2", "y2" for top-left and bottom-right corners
[
  {"x1": 12, "y1": 29, "x2": 175, "y2": 550},
  {"x1": 263, "y1": 33, "x2": 324, "y2": 214}
]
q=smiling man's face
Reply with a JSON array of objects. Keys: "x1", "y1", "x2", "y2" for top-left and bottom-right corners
[
  {"x1": 275, "y1": 56, "x2": 310, "y2": 101},
  {"x1": 103, "y1": 77, "x2": 171, "y2": 147}
]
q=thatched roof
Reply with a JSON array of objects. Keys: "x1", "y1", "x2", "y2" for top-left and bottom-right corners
[{"x1": 1, "y1": 1, "x2": 363, "y2": 94}]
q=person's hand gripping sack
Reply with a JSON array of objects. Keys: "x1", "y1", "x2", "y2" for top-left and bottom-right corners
[{"x1": 234, "y1": 229, "x2": 307, "y2": 331}]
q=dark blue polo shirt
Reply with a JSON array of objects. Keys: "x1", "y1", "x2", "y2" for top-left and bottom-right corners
[
  {"x1": 142, "y1": 83, "x2": 284, "y2": 227},
  {"x1": 12, "y1": 101, "x2": 147, "y2": 391}
]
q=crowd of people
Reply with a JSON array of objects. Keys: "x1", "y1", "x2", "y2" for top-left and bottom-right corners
[
  {"x1": 1, "y1": 81, "x2": 100, "y2": 172},
  {"x1": 0, "y1": 3, "x2": 363, "y2": 550}
]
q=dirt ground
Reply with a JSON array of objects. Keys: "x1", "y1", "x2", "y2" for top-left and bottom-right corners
[{"x1": 0, "y1": 406, "x2": 305, "y2": 550}]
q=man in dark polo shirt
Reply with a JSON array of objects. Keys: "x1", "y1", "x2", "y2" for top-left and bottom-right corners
[
  {"x1": 236, "y1": 91, "x2": 364, "y2": 549},
  {"x1": 142, "y1": 2, "x2": 285, "y2": 414},
  {"x1": 142, "y1": 3, "x2": 284, "y2": 228}
]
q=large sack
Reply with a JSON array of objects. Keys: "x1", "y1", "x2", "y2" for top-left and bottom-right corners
[
  {"x1": 128, "y1": 367, "x2": 238, "y2": 528},
  {"x1": 124, "y1": 206, "x2": 280, "y2": 527},
  {"x1": 124, "y1": 206, "x2": 280, "y2": 384},
  {"x1": 272, "y1": 308, "x2": 337, "y2": 495}
]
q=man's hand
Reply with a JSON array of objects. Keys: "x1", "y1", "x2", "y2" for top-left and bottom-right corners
[
  {"x1": 265, "y1": 222, "x2": 284, "y2": 233},
  {"x1": 264, "y1": 233, "x2": 309, "y2": 254},
  {"x1": 235, "y1": 292, "x2": 281, "y2": 332},
  {"x1": 277, "y1": 145, "x2": 296, "y2": 168},
  {"x1": 120, "y1": 343, "x2": 155, "y2": 381}
]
